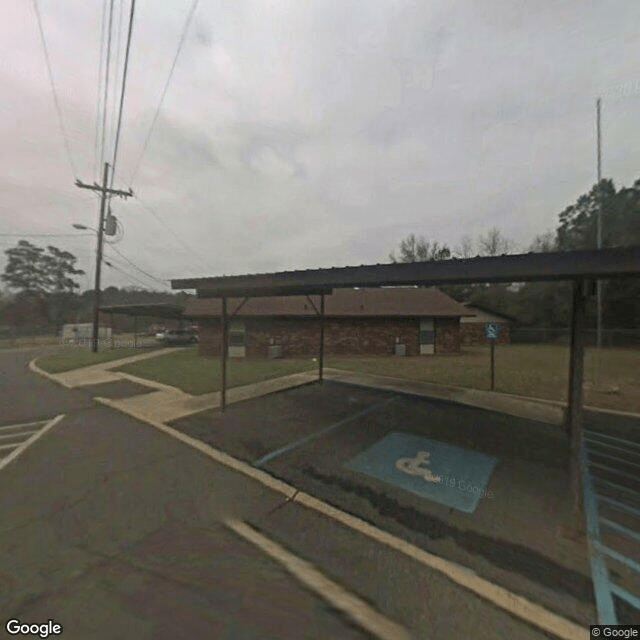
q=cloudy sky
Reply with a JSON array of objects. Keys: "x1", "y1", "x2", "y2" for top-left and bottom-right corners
[{"x1": 1, "y1": 0, "x2": 640, "y2": 292}]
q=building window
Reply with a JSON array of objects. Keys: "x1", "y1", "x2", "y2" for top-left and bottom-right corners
[
  {"x1": 419, "y1": 318, "x2": 435, "y2": 355},
  {"x1": 228, "y1": 319, "x2": 246, "y2": 357},
  {"x1": 229, "y1": 330, "x2": 245, "y2": 347},
  {"x1": 420, "y1": 330, "x2": 435, "y2": 344}
]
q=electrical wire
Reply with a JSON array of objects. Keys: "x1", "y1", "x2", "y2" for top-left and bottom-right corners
[
  {"x1": 99, "y1": 0, "x2": 116, "y2": 173},
  {"x1": 109, "y1": 0, "x2": 125, "y2": 162},
  {"x1": 110, "y1": 0, "x2": 137, "y2": 189},
  {"x1": 31, "y1": 0, "x2": 78, "y2": 178},
  {"x1": 128, "y1": 0, "x2": 200, "y2": 186},
  {"x1": 0, "y1": 233, "x2": 94, "y2": 238},
  {"x1": 105, "y1": 243, "x2": 169, "y2": 285},
  {"x1": 103, "y1": 259, "x2": 153, "y2": 289},
  {"x1": 93, "y1": 0, "x2": 108, "y2": 181},
  {"x1": 132, "y1": 196, "x2": 214, "y2": 272}
]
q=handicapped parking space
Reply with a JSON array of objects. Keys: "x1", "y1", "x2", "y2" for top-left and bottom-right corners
[
  {"x1": 171, "y1": 380, "x2": 594, "y2": 620},
  {"x1": 170, "y1": 381, "x2": 397, "y2": 463}
]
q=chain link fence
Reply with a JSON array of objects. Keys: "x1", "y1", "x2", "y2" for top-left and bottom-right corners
[{"x1": 511, "y1": 328, "x2": 640, "y2": 348}]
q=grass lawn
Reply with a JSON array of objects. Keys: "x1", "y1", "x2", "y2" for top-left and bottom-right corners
[
  {"x1": 0, "y1": 335, "x2": 60, "y2": 349},
  {"x1": 36, "y1": 346, "x2": 159, "y2": 374},
  {"x1": 327, "y1": 345, "x2": 640, "y2": 413},
  {"x1": 116, "y1": 348, "x2": 317, "y2": 395}
]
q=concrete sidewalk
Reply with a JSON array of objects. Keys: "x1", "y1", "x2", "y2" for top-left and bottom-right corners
[
  {"x1": 96, "y1": 371, "x2": 320, "y2": 423},
  {"x1": 30, "y1": 347, "x2": 185, "y2": 388},
  {"x1": 322, "y1": 368, "x2": 568, "y2": 425},
  {"x1": 31, "y1": 352, "x2": 638, "y2": 428}
]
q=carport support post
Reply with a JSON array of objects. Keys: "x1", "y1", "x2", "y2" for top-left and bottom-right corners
[
  {"x1": 566, "y1": 278, "x2": 589, "y2": 534},
  {"x1": 221, "y1": 297, "x2": 228, "y2": 411},
  {"x1": 319, "y1": 293, "x2": 325, "y2": 383}
]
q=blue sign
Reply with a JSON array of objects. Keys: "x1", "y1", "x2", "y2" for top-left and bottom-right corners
[
  {"x1": 345, "y1": 432, "x2": 498, "y2": 513},
  {"x1": 485, "y1": 322, "x2": 501, "y2": 340}
]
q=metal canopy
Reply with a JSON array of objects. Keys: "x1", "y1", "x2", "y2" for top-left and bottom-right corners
[
  {"x1": 170, "y1": 245, "x2": 640, "y2": 537},
  {"x1": 196, "y1": 286, "x2": 333, "y2": 299},
  {"x1": 99, "y1": 303, "x2": 186, "y2": 319},
  {"x1": 172, "y1": 246, "x2": 640, "y2": 296}
]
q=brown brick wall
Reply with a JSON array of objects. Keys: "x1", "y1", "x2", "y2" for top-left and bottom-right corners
[
  {"x1": 198, "y1": 319, "x2": 222, "y2": 356},
  {"x1": 434, "y1": 317, "x2": 461, "y2": 354},
  {"x1": 198, "y1": 316, "x2": 462, "y2": 357},
  {"x1": 460, "y1": 322, "x2": 511, "y2": 346}
]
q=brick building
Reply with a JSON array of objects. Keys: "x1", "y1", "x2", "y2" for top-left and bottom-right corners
[
  {"x1": 184, "y1": 287, "x2": 473, "y2": 358},
  {"x1": 459, "y1": 303, "x2": 513, "y2": 345}
]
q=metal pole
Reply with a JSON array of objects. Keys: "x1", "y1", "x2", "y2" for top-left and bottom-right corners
[
  {"x1": 596, "y1": 98, "x2": 603, "y2": 351},
  {"x1": 221, "y1": 297, "x2": 228, "y2": 411},
  {"x1": 490, "y1": 340, "x2": 495, "y2": 391},
  {"x1": 133, "y1": 315, "x2": 137, "y2": 349},
  {"x1": 91, "y1": 162, "x2": 109, "y2": 353},
  {"x1": 319, "y1": 293, "x2": 325, "y2": 383},
  {"x1": 110, "y1": 312, "x2": 114, "y2": 349},
  {"x1": 566, "y1": 279, "x2": 589, "y2": 533}
]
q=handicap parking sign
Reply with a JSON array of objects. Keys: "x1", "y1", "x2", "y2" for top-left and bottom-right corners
[
  {"x1": 345, "y1": 432, "x2": 498, "y2": 513},
  {"x1": 485, "y1": 322, "x2": 501, "y2": 340}
]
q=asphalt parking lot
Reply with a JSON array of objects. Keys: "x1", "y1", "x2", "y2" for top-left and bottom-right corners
[{"x1": 170, "y1": 379, "x2": 600, "y2": 625}]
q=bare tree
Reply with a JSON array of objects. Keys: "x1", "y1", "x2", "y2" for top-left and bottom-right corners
[
  {"x1": 389, "y1": 234, "x2": 451, "y2": 263},
  {"x1": 477, "y1": 227, "x2": 513, "y2": 256},
  {"x1": 529, "y1": 231, "x2": 557, "y2": 253},
  {"x1": 454, "y1": 234, "x2": 474, "y2": 258}
]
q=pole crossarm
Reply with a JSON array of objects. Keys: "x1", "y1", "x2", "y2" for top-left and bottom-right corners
[{"x1": 75, "y1": 179, "x2": 134, "y2": 198}]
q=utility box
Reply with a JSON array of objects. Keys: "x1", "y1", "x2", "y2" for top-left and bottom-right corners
[
  {"x1": 268, "y1": 345, "x2": 283, "y2": 359},
  {"x1": 60, "y1": 323, "x2": 111, "y2": 344},
  {"x1": 394, "y1": 343, "x2": 406, "y2": 357}
]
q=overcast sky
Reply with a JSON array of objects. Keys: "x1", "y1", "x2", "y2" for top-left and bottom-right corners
[{"x1": 2, "y1": 0, "x2": 640, "y2": 292}]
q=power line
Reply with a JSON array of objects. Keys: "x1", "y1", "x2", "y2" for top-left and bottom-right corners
[
  {"x1": 110, "y1": 0, "x2": 137, "y2": 189},
  {"x1": 133, "y1": 196, "x2": 214, "y2": 272},
  {"x1": 103, "y1": 259, "x2": 156, "y2": 289},
  {"x1": 93, "y1": 0, "x2": 109, "y2": 180},
  {"x1": 31, "y1": 0, "x2": 78, "y2": 178},
  {"x1": 109, "y1": 0, "x2": 125, "y2": 161},
  {"x1": 99, "y1": 0, "x2": 116, "y2": 173},
  {"x1": 0, "y1": 233, "x2": 94, "y2": 238},
  {"x1": 128, "y1": 0, "x2": 200, "y2": 186},
  {"x1": 105, "y1": 243, "x2": 169, "y2": 285}
]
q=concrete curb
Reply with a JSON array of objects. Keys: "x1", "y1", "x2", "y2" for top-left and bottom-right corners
[
  {"x1": 324, "y1": 368, "x2": 640, "y2": 422},
  {"x1": 93, "y1": 396, "x2": 590, "y2": 640},
  {"x1": 115, "y1": 371, "x2": 189, "y2": 394},
  {"x1": 28, "y1": 358, "x2": 73, "y2": 389}
]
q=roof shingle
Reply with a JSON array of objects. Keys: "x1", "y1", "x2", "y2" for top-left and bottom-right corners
[{"x1": 184, "y1": 287, "x2": 473, "y2": 318}]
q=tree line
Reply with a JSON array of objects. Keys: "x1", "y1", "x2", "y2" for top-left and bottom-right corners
[
  {"x1": 0, "y1": 240, "x2": 188, "y2": 336},
  {"x1": 2, "y1": 175, "x2": 639, "y2": 335},
  {"x1": 389, "y1": 176, "x2": 640, "y2": 330}
]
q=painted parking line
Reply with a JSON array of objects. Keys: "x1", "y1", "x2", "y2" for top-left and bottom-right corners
[
  {"x1": 0, "y1": 429, "x2": 40, "y2": 441},
  {"x1": 0, "y1": 415, "x2": 65, "y2": 471},
  {"x1": 97, "y1": 400, "x2": 589, "y2": 640},
  {"x1": 252, "y1": 399, "x2": 394, "y2": 468},
  {"x1": 0, "y1": 420, "x2": 48, "y2": 432},
  {"x1": 581, "y1": 433, "x2": 640, "y2": 625},
  {"x1": 0, "y1": 421, "x2": 48, "y2": 456},
  {"x1": 225, "y1": 519, "x2": 412, "y2": 640},
  {"x1": 345, "y1": 431, "x2": 498, "y2": 514}
]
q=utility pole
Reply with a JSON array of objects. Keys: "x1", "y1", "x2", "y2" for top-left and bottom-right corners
[
  {"x1": 596, "y1": 98, "x2": 603, "y2": 350},
  {"x1": 76, "y1": 162, "x2": 133, "y2": 352}
]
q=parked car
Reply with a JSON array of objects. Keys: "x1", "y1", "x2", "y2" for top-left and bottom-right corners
[{"x1": 155, "y1": 329, "x2": 198, "y2": 346}]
